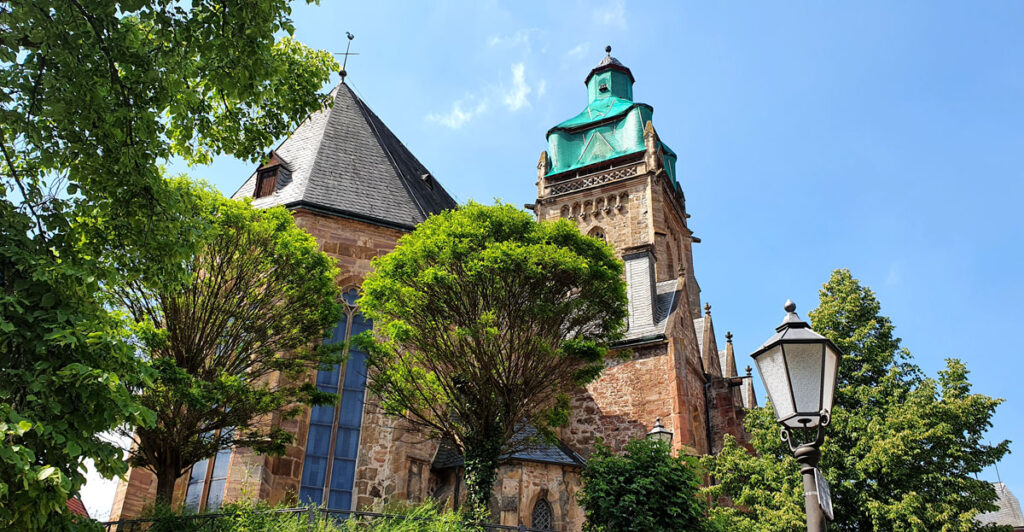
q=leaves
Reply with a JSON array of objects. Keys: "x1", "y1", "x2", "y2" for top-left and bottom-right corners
[
  {"x1": 358, "y1": 202, "x2": 628, "y2": 518},
  {"x1": 1, "y1": 0, "x2": 336, "y2": 527},
  {"x1": 702, "y1": 269, "x2": 1010, "y2": 532},
  {"x1": 579, "y1": 438, "x2": 709, "y2": 532},
  {"x1": 108, "y1": 181, "x2": 342, "y2": 502}
]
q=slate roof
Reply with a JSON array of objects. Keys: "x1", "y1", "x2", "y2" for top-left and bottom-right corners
[
  {"x1": 432, "y1": 426, "x2": 585, "y2": 470},
  {"x1": 977, "y1": 482, "x2": 1024, "y2": 527},
  {"x1": 620, "y1": 280, "x2": 681, "y2": 343},
  {"x1": 717, "y1": 349, "x2": 729, "y2": 377},
  {"x1": 693, "y1": 317, "x2": 706, "y2": 354},
  {"x1": 233, "y1": 83, "x2": 456, "y2": 230}
]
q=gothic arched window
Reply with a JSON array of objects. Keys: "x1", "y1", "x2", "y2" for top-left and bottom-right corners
[
  {"x1": 588, "y1": 226, "x2": 606, "y2": 242},
  {"x1": 298, "y1": 288, "x2": 371, "y2": 511},
  {"x1": 531, "y1": 498, "x2": 553, "y2": 531}
]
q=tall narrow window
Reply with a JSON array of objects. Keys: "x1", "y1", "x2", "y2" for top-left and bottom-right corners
[
  {"x1": 531, "y1": 498, "x2": 553, "y2": 530},
  {"x1": 183, "y1": 445, "x2": 232, "y2": 512},
  {"x1": 299, "y1": 289, "x2": 370, "y2": 511},
  {"x1": 254, "y1": 167, "x2": 278, "y2": 198}
]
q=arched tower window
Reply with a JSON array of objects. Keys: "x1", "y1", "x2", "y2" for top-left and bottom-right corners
[
  {"x1": 298, "y1": 287, "x2": 371, "y2": 511},
  {"x1": 588, "y1": 226, "x2": 606, "y2": 242},
  {"x1": 531, "y1": 498, "x2": 553, "y2": 531}
]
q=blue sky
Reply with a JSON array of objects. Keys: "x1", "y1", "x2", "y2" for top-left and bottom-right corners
[{"x1": 85, "y1": 0, "x2": 1024, "y2": 519}]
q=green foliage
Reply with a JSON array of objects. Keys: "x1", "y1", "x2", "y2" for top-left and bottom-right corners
[
  {"x1": 0, "y1": 0, "x2": 337, "y2": 527},
  {"x1": 702, "y1": 269, "x2": 1010, "y2": 531},
  {"x1": 358, "y1": 202, "x2": 628, "y2": 519},
  {"x1": 578, "y1": 438, "x2": 709, "y2": 532},
  {"x1": 340, "y1": 501, "x2": 475, "y2": 532},
  {"x1": 107, "y1": 178, "x2": 342, "y2": 501},
  {"x1": 136, "y1": 500, "x2": 473, "y2": 532}
]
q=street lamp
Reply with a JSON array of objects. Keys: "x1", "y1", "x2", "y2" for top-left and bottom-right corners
[
  {"x1": 646, "y1": 417, "x2": 673, "y2": 446},
  {"x1": 750, "y1": 300, "x2": 842, "y2": 532}
]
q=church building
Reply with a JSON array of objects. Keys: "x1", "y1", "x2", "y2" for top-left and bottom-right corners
[{"x1": 110, "y1": 49, "x2": 756, "y2": 532}]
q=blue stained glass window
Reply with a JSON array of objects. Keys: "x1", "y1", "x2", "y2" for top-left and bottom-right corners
[{"x1": 298, "y1": 309, "x2": 371, "y2": 511}]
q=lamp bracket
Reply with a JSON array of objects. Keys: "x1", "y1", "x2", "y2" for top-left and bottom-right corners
[{"x1": 779, "y1": 410, "x2": 829, "y2": 452}]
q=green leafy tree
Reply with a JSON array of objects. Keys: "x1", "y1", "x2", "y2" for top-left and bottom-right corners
[
  {"x1": 358, "y1": 203, "x2": 627, "y2": 520},
  {"x1": 703, "y1": 269, "x2": 1010, "y2": 531},
  {"x1": 579, "y1": 438, "x2": 709, "y2": 532},
  {"x1": 108, "y1": 180, "x2": 342, "y2": 503},
  {"x1": 0, "y1": 0, "x2": 337, "y2": 527}
]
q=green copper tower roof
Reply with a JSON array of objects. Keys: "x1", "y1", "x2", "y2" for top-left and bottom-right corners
[{"x1": 545, "y1": 47, "x2": 678, "y2": 184}]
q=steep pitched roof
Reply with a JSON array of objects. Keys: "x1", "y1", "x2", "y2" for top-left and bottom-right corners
[
  {"x1": 233, "y1": 83, "x2": 456, "y2": 229},
  {"x1": 620, "y1": 280, "x2": 681, "y2": 343},
  {"x1": 978, "y1": 482, "x2": 1024, "y2": 527},
  {"x1": 431, "y1": 426, "x2": 585, "y2": 470}
]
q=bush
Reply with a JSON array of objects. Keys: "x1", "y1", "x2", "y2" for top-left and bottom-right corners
[
  {"x1": 579, "y1": 438, "x2": 709, "y2": 532},
  {"x1": 132, "y1": 500, "x2": 473, "y2": 532}
]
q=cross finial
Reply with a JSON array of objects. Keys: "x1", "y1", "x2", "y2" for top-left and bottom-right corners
[
  {"x1": 335, "y1": 32, "x2": 359, "y2": 82},
  {"x1": 745, "y1": 365, "x2": 752, "y2": 376},
  {"x1": 726, "y1": 331, "x2": 733, "y2": 343},
  {"x1": 704, "y1": 302, "x2": 711, "y2": 315}
]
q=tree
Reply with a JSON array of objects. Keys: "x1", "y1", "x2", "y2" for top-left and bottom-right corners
[
  {"x1": 358, "y1": 203, "x2": 627, "y2": 519},
  {"x1": 108, "y1": 180, "x2": 342, "y2": 503},
  {"x1": 578, "y1": 438, "x2": 708, "y2": 532},
  {"x1": 702, "y1": 269, "x2": 1010, "y2": 532},
  {"x1": 1, "y1": 0, "x2": 337, "y2": 527}
]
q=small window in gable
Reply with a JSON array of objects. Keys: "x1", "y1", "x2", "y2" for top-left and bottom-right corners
[{"x1": 254, "y1": 167, "x2": 278, "y2": 199}]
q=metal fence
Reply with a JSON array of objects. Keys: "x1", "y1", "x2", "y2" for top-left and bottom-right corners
[{"x1": 101, "y1": 507, "x2": 550, "y2": 532}]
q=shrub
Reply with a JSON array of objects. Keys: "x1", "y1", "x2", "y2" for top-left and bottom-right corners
[{"x1": 579, "y1": 438, "x2": 709, "y2": 532}]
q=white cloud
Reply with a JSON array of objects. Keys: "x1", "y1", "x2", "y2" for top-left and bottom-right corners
[
  {"x1": 537, "y1": 80, "x2": 547, "y2": 99},
  {"x1": 426, "y1": 98, "x2": 489, "y2": 129},
  {"x1": 594, "y1": 0, "x2": 627, "y2": 28},
  {"x1": 566, "y1": 42, "x2": 590, "y2": 59},
  {"x1": 487, "y1": 30, "x2": 533, "y2": 50},
  {"x1": 503, "y1": 63, "x2": 533, "y2": 111}
]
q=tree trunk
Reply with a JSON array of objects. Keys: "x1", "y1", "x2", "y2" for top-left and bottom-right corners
[
  {"x1": 155, "y1": 462, "x2": 180, "y2": 506},
  {"x1": 462, "y1": 434, "x2": 502, "y2": 523}
]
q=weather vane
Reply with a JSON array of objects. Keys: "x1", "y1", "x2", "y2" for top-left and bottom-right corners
[{"x1": 335, "y1": 32, "x2": 358, "y2": 82}]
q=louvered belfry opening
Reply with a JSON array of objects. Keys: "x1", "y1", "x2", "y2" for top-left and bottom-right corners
[{"x1": 254, "y1": 167, "x2": 278, "y2": 198}]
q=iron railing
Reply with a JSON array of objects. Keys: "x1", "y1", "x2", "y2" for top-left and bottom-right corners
[{"x1": 101, "y1": 507, "x2": 551, "y2": 532}]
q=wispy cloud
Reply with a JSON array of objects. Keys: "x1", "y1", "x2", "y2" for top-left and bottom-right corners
[
  {"x1": 427, "y1": 32, "x2": 547, "y2": 128},
  {"x1": 594, "y1": 0, "x2": 626, "y2": 28},
  {"x1": 426, "y1": 98, "x2": 489, "y2": 129},
  {"x1": 503, "y1": 63, "x2": 533, "y2": 111},
  {"x1": 566, "y1": 42, "x2": 590, "y2": 59},
  {"x1": 487, "y1": 29, "x2": 534, "y2": 50},
  {"x1": 886, "y1": 261, "x2": 902, "y2": 286}
]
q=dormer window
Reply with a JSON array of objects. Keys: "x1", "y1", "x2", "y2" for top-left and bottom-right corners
[{"x1": 254, "y1": 167, "x2": 278, "y2": 199}]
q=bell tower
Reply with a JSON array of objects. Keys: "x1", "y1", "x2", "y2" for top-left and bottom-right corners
[{"x1": 534, "y1": 47, "x2": 701, "y2": 317}]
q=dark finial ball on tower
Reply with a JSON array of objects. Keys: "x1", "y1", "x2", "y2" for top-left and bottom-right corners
[
  {"x1": 784, "y1": 299, "x2": 797, "y2": 313},
  {"x1": 605, "y1": 45, "x2": 612, "y2": 54}
]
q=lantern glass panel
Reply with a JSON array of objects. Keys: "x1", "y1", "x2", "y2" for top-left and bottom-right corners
[
  {"x1": 784, "y1": 342, "x2": 825, "y2": 414},
  {"x1": 755, "y1": 345, "x2": 795, "y2": 422},
  {"x1": 822, "y1": 344, "x2": 840, "y2": 414}
]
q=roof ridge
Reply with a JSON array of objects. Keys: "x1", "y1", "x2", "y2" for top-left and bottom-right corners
[{"x1": 341, "y1": 83, "x2": 431, "y2": 219}]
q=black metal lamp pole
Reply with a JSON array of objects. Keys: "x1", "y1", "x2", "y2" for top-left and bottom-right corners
[{"x1": 750, "y1": 301, "x2": 842, "y2": 532}]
